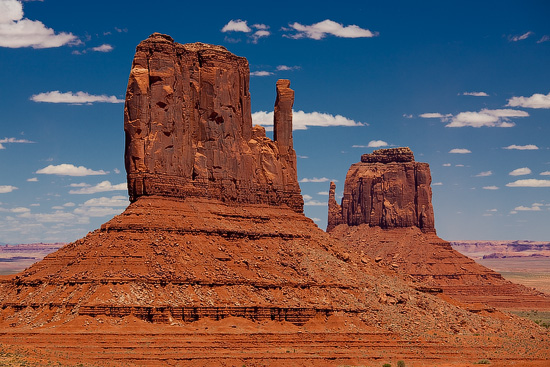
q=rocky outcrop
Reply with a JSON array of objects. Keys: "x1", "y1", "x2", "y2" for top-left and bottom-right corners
[
  {"x1": 125, "y1": 33, "x2": 302, "y2": 212},
  {"x1": 328, "y1": 148, "x2": 550, "y2": 311},
  {"x1": 327, "y1": 147, "x2": 434, "y2": 232}
]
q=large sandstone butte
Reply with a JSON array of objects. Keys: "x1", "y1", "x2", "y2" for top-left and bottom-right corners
[
  {"x1": 328, "y1": 148, "x2": 550, "y2": 311},
  {"x1": 125, "y1": 33, "x2": 302, "y2": 212},
  {"x1": 0, "y1": 34, "x2": 548, "y2": 366}
]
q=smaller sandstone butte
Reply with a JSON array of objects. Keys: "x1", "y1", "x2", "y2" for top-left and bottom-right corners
[
  {"x1": 329, "y1": 149, "x2": 550, "y2": 311},
  {"x1": 328, "y1": 147, "x2": 434, "y2": 232},
  {"x1": 125, "y1": 33, "x2": 302, "y2": 212}
]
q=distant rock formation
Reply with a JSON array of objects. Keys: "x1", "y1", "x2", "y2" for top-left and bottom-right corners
[
  {"x1": 125, "y1": 33, "x2": 302, "y2": 212},
  {"x1": 327, "y1": 147, "x2": 434, "y2": 232},
  {"x1": 328, "y1": 148, "x2": 550, "y2": 311}
]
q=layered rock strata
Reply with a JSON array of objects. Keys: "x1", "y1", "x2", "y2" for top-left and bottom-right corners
[
  {"x1": 328, "y1": 149, "x2": 550, "y2": 310},
  {"x1": 125, "y1": 33, "x2": 302, "y2": 212},
  {"x1": 328, "y1": 147, "x2": 434, "y2": 232}
]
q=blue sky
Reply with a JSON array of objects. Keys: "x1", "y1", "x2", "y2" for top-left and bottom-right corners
[{"x1": 0, "y1": 0, "x2": 549, "y2": 243}]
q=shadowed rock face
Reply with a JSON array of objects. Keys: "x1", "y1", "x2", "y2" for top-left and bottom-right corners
[
  {"x1": 125, "y1": 33, "x2": 302, "y2": 212},
  {"x1": 327, "y1": 147, "x2": 435, "y2": 232}
]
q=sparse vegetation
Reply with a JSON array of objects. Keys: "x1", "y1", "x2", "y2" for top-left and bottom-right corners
[
  {"x1": 475, "y1": 359, "x2": 490, "y2": 364},
  {"x1": 382, "y1": 364, "x2": 392, "y2": 367},
  {"x1": 397, "y1": 361, "x2": 405, "y2": 367}
]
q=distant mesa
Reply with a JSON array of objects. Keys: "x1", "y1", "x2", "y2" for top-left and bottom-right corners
[
  {"x1": 328, "y1": 147, "x2": 435, "y2": 232},
  {"x1": 328, "y1": 148, "x2": 550, "y2": 311}
]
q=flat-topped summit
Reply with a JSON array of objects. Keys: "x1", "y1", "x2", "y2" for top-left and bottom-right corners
[{"x1": 361, "y1": 147, "x2": 415, "y2": 163}]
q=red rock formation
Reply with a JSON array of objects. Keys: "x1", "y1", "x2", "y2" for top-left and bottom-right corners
[
  {"x1": 328, "y1": 148, "x2": 550, "y2": 311},
  {"x1": 125, "y1": 33, "x2": 302, "y2": 212},
  {"x1": 327, "y1": 147, "x2": 434, "y2": 232},
  {"x1": 0, "y1": 35, "x2": 548, "y2": 366}
]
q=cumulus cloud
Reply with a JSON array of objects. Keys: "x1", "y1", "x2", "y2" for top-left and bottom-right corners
[
  {"x1": 432, "y1": 182, "x2": 443, "y2": 186},
  {"x1": 31, "y1": 91, "x2": 123, "y2": 104},
  {"x1": 351, "y1": 140, "x2": 388, "y2": 148},
  {"x1": 442, "y1": 163, "x2": 451, "y2": 167},
  {"x1": 36, "y1": 164, "x2": 107, "y2": 176},
  {"x1": 513, "y1": 204, "x2": 542, "y2": 211},
  {"x1": 475, "y1": 171, "x2": 492, "y2": 177},
  {"x1": 221, "y1": 19, "x2": 252, "y2": 33},
  {"x1": 446, "y1": 109, "x2": 528, "y2": 128},
  {"x1": 0, "y1": 137, "x2": 34, "y2": 144},
  {"x1": 91, "y1": 44, "x2": 113, "y2": 52},
  {"x1": 251, "y1": 29, "x2": 270, "y2": 43},
  {"x1": 252, "y1": 110, "x2": 364, "y2": 130},
  {"x1": 462, "y1": 92, "x2": 488, "y2": 96},
  {"x1": 73, "y1": 206, "x2": 124, "y2": 217},
  {"x1": 26, "y1": 177, "x2": 37, "y2": 182},
  {"x1": 509, "y1": 31, "x2": 533, "y2": 42},
  {"x1": 81, "y1": 195, "x2": 128, "y2": 207},
  {"x1": 0, "y1": 0, "x2": 80, "y2": 48},
  {"x1": 69, "y1": 180, "x2": 127, "y2": 194},
  {"x1": 541, "y1": 171, "x2": 550, "y2": 176},
  {"x1": 483, "y1": 186, "x2": 499, "y2": 190},
  {"x1": 506, "y1": 179, "x2": 550, "y2": 187},
  {"x1": 299, "y1": 177, "x2": 331, "y2": 183},
  {"x1": 509, "y1": 167, "x2": 532, "y2": 176},
  {"x1": 317, "y1": 191, "x2": 329, "y2": 195},
  {"x1": 285, "y1": 19, "x2": 377, "y2": 40},
  {"x1": 507, "y1": 92, "x2": 550, "y2": 109},
  {"x1": 0, "y1": 185, "x2": 18, "y2": 193},
  {"x1": 419, "y1": 113, "x2": 451, "y2": 120},
  {"x1": 449, "y1": 148, "x2": 471, "y2": 154},
  {"x1": 250, "y1": 71, "x2": 273, "y2": 77},
  {"x1": 503, "y1": 144, "x2": 539, "y2": 150},
  {"x1": 303, "y1": 199, "x2": 327, "y2": 206}
]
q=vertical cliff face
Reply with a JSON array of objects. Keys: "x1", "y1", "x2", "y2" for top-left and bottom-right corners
[
  {"x1": 124, "y1": 33, "x2": 302, "y2": 212},
  {"x1": 327, "y1": 147, "x2": 435, "y2": 232}
]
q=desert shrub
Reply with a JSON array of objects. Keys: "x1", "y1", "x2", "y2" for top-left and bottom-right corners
[
  {"x1": 397, "y1": 361, "x2": 406, "y2": 367},
  {"x1": 476, "y1": 359, "x2": 490, "y2": 364},
  {"x1": 382, "y1": 364, "x2": 392, "y2": 367}
]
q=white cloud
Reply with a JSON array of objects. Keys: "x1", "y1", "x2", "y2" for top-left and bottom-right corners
[
  {"x1": 0, "y1": 0, "x2": 80, "y2": 48},
  {"x1": 456, "y1": 164, "x2": 465, "y2": 167},
  {"x1": 285, "y1": 19, "x2": 377, "y2": 40},
  {"x1": 449, "y1": 148, "x2": 471, "y2": 154},
  {"x1": 0, "y1": 137, "x2": 34, "y2": 143},
  {"x1": 442, "y1": 163, "x2": 451, "y2": 167},
  {"x1": 432, "y1": 182, "x2": 443, "y2": 186},
  {"x1": 36, "y1": 164, "x2": 107, "y2": 176},
  {"x1": 113, "y1": 168, "x2": 121, "y2": 174},
  {"x1": 503, "y1": 144, "x2": 539, "y2": 150},
  {"x1": 63, "y1": 202, "x2": 75, "y2": 207},
  {"x1": 252, "y1": 110, "x2": 364, "y2": 131},
  {"x1": 462, "y1": 92, "x2": 488, "y2": 97},
  {"x1": 297, "y1": 155, "x2": 308, "y2": 159},
  {"x1": 446, "y1": 109, "x2": 528, "y2": 128},
  {"x1": 317, "y1": 191, "x2": 329, "y2": 195},
  {"x1": 69, "y1": 182, "x2": 90, "y2": 187},
  {"x1": 91, "y1": 44, "x2": 113, "y2": 52},
  {"x1": 221, "y1": 19, "x2": 251, "y2": 33},
  {"x1": 31, "y1": 91, "x2": 123, "y2": 104},
  {"x1": 402, "y1": 114, "x2": 413, "y2": 119},
  {"x1": 506, "y1": 179, "x2": 550, "y2": 187},
  {"x1": 483, "y1": 186, "x2": 499, "y2": 190},
  {"x1": 0, "y1": 185, "x2": 17, "y2": 193},
  {"x1": 82, "y1": 195, "x2": 128, "y2": 207},
  {"x1": 509, "y1": 31, "x2": 533, "y2": 42},
  {"x1": 487, "y1": 209, "x2": 498, "y2": 212},
  {"x1": 299, "y1": 177, "x2": 331, "y2": 183},
  {"x1": 304, "y1": 199, "x2": 327, "y2": 206},
  {"x1": 538, "y1": 35, "x2": 550, "y2": 44},
  {"x1": 352, "y1": 140, "x2": 388, "y2": 148},
  {"x1": 507, "y1": 92, "x2": 550, "y2": 109},
  {"x1": 276, "y1": 65, "x2": 300, "y2": 71},
  {"x1": 0, "y1": 143, "x2": 4, "y2": 149},
  {"x1": 250, "y1": 71, "x2": 273, "y2": 77},
  {"x1": 509, "y1": 167, "x2": 531, "y2": 176},
  {"x1": 514, "y1": 204, "x2": 542, "y2": 211},
  {"x1": 26, "y1": 177, "x2": 38, "y2": 182},
  {"x1": 420, "y1": 113, "x2": 449, "y2": 119},
  {"x1": 302, "y1": 194, "x2": 313, "y2": 201},
  {"x1": 541, "y1": 171, "x2": 550, "y2": 176},
  {"x1": 10, "y1": 207, "x2": 29, "y2": 213},
  {"x1": 251, "y1": 30, "x2": 270, "y2": 43},
  {"x1": 252, "y1": 24, "x2": 268, "y2": 30},
  {"x1": 69, "y1": 180, "x2": 127, "y2": 194},
  {"x1": 475, "y1": 171, "x2": 492, "y2": 177},
  {"x1": 73, "y1": 206, "x2": 124, "y2": 217}
]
